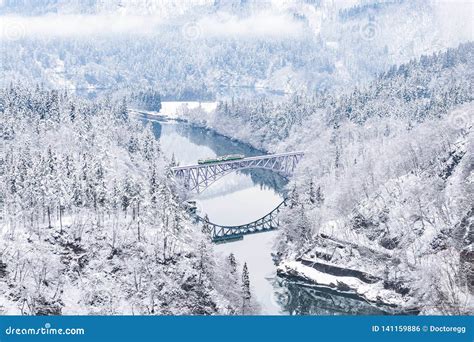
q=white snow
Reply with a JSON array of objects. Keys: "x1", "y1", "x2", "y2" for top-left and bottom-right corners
[
  {"x1": 215, "y1": 231, "x2": 282, "y2": 315},
  {"x1": 278, "y1": 260, "x2": 406, "y2": 307},
  {"x1": 160, "y1": 101, "x2": 217, "y2": 119}
]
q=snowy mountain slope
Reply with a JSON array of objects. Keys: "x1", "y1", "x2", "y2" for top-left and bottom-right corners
[
  {"x1": 179, "y1": 42, "x2": 473, "y2": 151},
  {"x1": 0, "y1": 0, "x2": 471, "y2": 98},
  {"x1": 0, "y1": 0, "x2": 213, "y2": 16},
  {"x1": 276, "y1": 111, "x2": 473, "y2": 314},
  {"x1": 1, "y1": 0, "x2": 472, "y2": 316},
  {"x1": 179, "y1": 42, "x2": 474, "y2": 313},
  {"x1": 0, "y1": 85, "x2": 260, "y2": 315}
]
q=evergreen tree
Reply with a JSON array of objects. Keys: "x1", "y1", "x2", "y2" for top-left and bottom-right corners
[
  {"x1": 241, "y1": 262, "x2": 251, "y2": 314},
  {"x1": 315, "y1": 186, "x2": 324, "y2": 206},
  {"x1": 228, "y1": 253, "x2": 237, "y2": 276},
  {"x1": 294, "y1": 204, "x2": 311, "y2": 249},
  {"x1": 197, "y1": 240, "x2": 209, "y2": 285},
  {"x1": 170, "y1": 153, "x2": 177, "y2": 167},
  {"x1": 307, "y1": 179, "x2": 316, "y2": 205},
  {"x1": 201, "y1": 214, "x2": 211, "y2": 235},
  {"x1": 288, "y1": 185, "x2": 300, "y2": 209},
  {"x1": 118, "y1": 97, "x2": 129, "y2": 123}
]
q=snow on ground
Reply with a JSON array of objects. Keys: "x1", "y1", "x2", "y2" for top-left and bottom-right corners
[
  {"x1": 215, "y1": 230, "x2": 282, "y2": 315},
  {"x1": 277, "y1": 260, "x2": 407, "y2": 308},
  {"x1": 142, "y1": 101, "x2": 217, "y2": 119}
]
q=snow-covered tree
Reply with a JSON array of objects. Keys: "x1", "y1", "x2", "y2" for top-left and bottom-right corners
[{"x1": 241, "y1": 262, "x2": 251, "y2": 314}]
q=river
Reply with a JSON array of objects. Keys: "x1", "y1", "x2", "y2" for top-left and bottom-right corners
[{"x1": 143, "y1": 110, "x2": 389, "y2": 315}]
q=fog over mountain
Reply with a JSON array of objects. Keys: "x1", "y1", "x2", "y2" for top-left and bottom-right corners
[
  {"x1": 0, "y1": 0, "x2": 472, "y2": 317},
  {"x1": 1, "y1": 0, "x2": 471, "y2": 98}
]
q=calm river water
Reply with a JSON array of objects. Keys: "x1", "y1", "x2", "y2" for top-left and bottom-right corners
[{"x1": 145, "y1": 112, "x2": 387, "y2": 315}]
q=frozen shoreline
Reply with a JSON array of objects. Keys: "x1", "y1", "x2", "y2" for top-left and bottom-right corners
[
  {"x1": 133, "y1": 101, "x2": 218, "y2": 120},
  {"x1": 276, "y1": 259, "x2": 414, "y2": 313}
]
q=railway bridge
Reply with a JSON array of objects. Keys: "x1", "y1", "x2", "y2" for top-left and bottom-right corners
[
  {"x1": 171, "y1": 151, "x2": 304, "y2": 242},
  {"x1": 171, "y1": 151, "x2": 304, "y2": 194}
]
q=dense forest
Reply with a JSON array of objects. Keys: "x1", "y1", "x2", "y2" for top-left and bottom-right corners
[
  {"x1": 183, "y1": 42, "x2": 472, "y2": 149},
  {"x1": 0, "y1": 0, "x2": 472, "y2": 317},
  {"x1": 0, "y1": 86, "x2": 258, "y2": 314},
  {"x1": 181, "y1": 43, "x2": 474, "y2": 314},
  {"x1": 1, "y1": 1, "x2": 469, "y2": 100}
]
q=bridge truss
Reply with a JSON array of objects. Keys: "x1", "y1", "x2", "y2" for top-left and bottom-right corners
[
  {"x1": 197, "y1": 200, "x2": 287, "y2": 243},
  {"x1": 171, "y1": 151, "x2": 304, "y2": 194}
]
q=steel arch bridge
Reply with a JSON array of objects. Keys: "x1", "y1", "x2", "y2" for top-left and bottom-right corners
[
  {"x1": 197, "y1": 200, "x2": 287, "y2": 243},
  {"x1": 171, "y1": 151, "x2": 304, "y2": 194}
]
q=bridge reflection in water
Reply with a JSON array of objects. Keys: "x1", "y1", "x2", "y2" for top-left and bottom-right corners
[
  {"x1": 197, "y1": 200, "x2": 287, "y2": 243},
  {"x1": 172, "y1": 151, "x2": 303, "y2": 242}
]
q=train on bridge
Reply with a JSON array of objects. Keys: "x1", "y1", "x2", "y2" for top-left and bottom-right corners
[
  {"x1": 198, "y1": 154, "x2": 245, "y2": 165},
  {"x1": 171, "y1": 151, "x2": 305, "y2": 243},
  {"x1": 172, "y1": 151, "x2": 304, "y2": 194}
]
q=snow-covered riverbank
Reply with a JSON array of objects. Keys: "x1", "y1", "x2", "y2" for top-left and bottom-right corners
[
  {"x1": 277, "y1": 260, "x2": 410, "y2": 311},
  {"x1": 175, "y1": 103, "x2": 275, "y2": 152},
  {"x1": 135, "y1": 101, "x2": 218, "y2": 120}
]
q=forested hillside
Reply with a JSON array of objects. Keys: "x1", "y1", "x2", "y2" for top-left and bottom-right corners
[
  {"x1": 1, "y1": 0, "x2": 470, "y2": 99},
  {"x1": 1, "y1": 0, "x2": 472, "y2": 317},
  {"x1": 181, "y1": 42, "x2": 474, "y2": 314},
  {"x1": 0, "y1": 85, "x2": 258, "y2": 315},
  {"x1": 184, "y1": 42, "x2": 472, "y2": 148}
]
